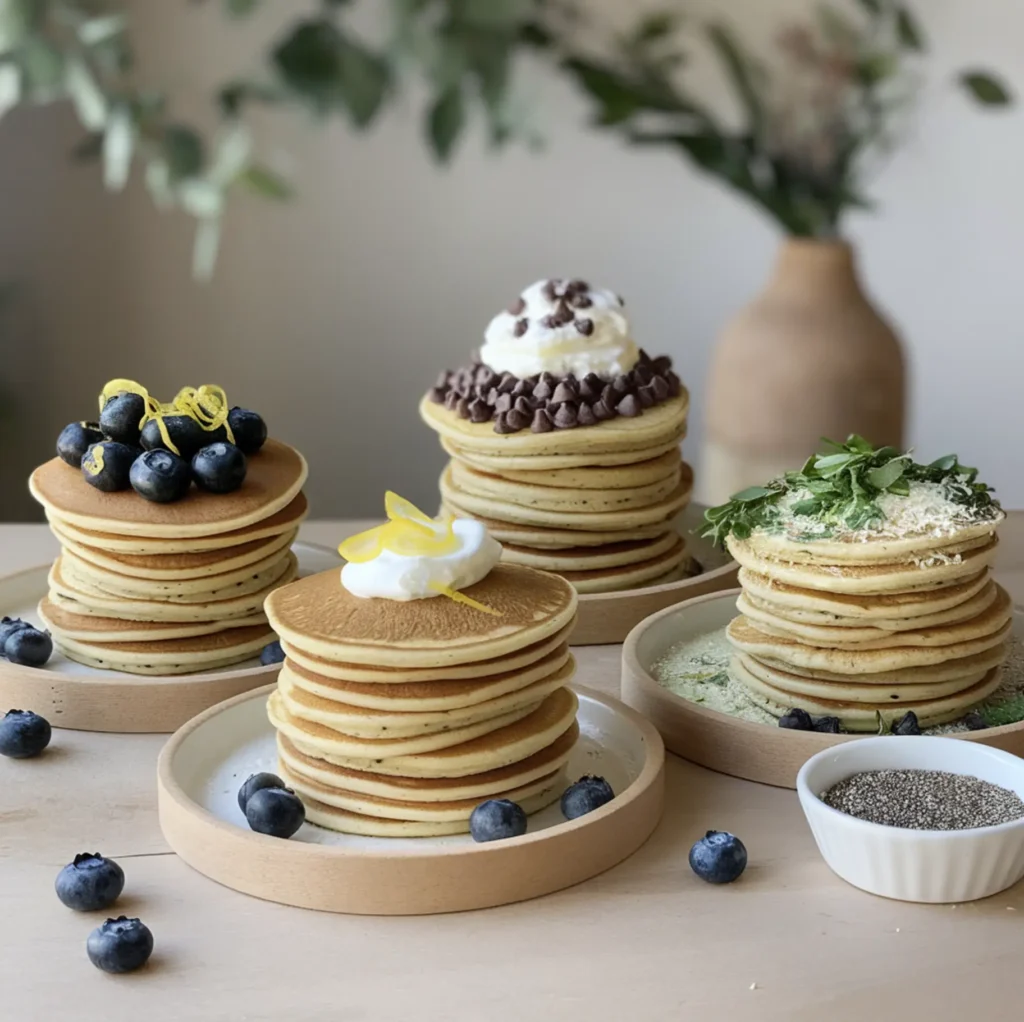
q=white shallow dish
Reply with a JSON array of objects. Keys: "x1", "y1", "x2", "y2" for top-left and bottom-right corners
[
  {"x1": 157, "y1": 683, "x2": 665, "y2": 915},
  {"x1": 797, "y1": 736, "x2": 1024, "y2": 903},
  {"x1": 0, "y1": 542, "x2": 341, "y2": 733}
]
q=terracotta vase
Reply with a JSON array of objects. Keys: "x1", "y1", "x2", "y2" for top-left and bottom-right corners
[{"x1": 702, "y1": 238, "x2": 905, "y2": 505}]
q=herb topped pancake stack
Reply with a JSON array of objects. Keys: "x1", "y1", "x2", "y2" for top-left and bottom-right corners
[
  {"x1": 30, "y1": 380, "x2": 308, "y2": 675},
  {"x1": 701, "y1": 437, "x2": 1009, "y2": 732},
  {"x1": 420, "y1": 279, "x2": 694, "y2": 593},
  {"x1": 265, "y1": 494, "x2": 580, "y2": 837}
]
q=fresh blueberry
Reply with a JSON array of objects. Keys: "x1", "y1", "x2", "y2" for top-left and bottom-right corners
[
  {"x1": 0, "y1": 616, "x2": 32, "y2": 649},
  {"x1": 192, "y1": 442, "x2": 247, "y2": 494},
  {"x1": 560, "y1": 775, "x2": 615, "y2": 820},
  {"x1": 689, "y1": 830, "x2": 748, "y2": 884},
  {"x1": 259, "y1": 641, "x2": 285, "y2": 666},
  {"x1": 81, "y1": 441, "x2": 137, "y2": 492},
  {"x1": 5, "y1": 627, "x2": 53, "y2": 667},
  {"x1": 86, "y1": 916, "x2": 153, "y2": 974},
  {"x1": 812, "y1": 715, "x2": 841, "y2": 734},
  {"x1": 963, "y1": 711, "x2": 988, "y2": 731},
  {"x1": 237, "y1": 771, "x2": 285, "y2": 814},
  {"x1": 245, "y1": 786, "x2": 305, "y2": 838},
  {"x1": 99, "y1": 392, "x2": 146, "y2": 446},
  {"x1": 55, "y1": 853, "x2": 125, "y2": 912},
  {"x1": 56, "y1": 422, "x2": 105, "y2": 468},
  {"x1": 140, "y1": 415, "x2": 207, "y2": 460},
  {"x1": 779, "y1": 708, "x2": 814, "y2": 731},
  {"x1": 227, "y1": 407, "x2": 268, "y2": 455},
  {"x1": 130, "y1": 449, "x2": 192, "y2": 503},
  {"x1": 469, "y1": 798, "x2": 527, "y2": 842},
  {"x1": 0, "y1": 709, "x2": 51, "y2": 758},
  {"x1": 892, "y1": 711, "x2": 922, "y2": 736}
]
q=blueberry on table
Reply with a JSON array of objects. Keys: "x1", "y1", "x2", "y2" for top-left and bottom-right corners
[
  {"x1": 469, "y1": 799, "x2": 527, "y2": 842},
  {"x1": 245, "y1": 786, "x2": 305, "y2": 838},
  {"x1": 237, "y1": 771, "x2": 286, "y2": 814},
  {"x1": 81, "y1": 441, "x2": 137, "y2": 492},
  {"x1": 55, "y1": 854, "x2": 125, "y2": 912},
  {"x1": 259, "y1": 640, "x2": 285, "y2": 666},
  {"x1": 4, "y1": 627, "x2": 53, "y2": 667},
  {"x1": 0, "y1": 616, "x2": 32, "y2": 649},
  {"x1": 0, "y1": 709, "x2": 51, "y2": 758},
  {"x1": 227, "y1": 407, "x2": 268, "y2": 455},
  {"x1": 779, "y1": 708, "x2": 814, "y2": 731},
  {"x1": 130, "y1": 449, "x2": 192, "y2": 503},
  {"x1": 56, "y1": 422, "x2": 104, "y2": 468},
  {"x1": 560, "y1": 776, "x2": 615, "y2": 820},
  {"x1": 86, "y1": 916, "x2": 153, "y2": 974},
  {"x1": 689, "y1": 831, "x2": 748, "y2": 884},
  {"x1": 99, "y1": 392, "x2": 147, "y2": 446},
  {"x1": 140, "y1": 415, "x2": 207, "y2": 460},
  {"x1": 892, "y1": 711, "x2": 922, "y2": 736},
  {"x1": 192, "y1": 442, "x2": 247, "y2": 494}
]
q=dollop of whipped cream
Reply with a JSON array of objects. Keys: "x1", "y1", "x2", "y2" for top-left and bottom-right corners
[
  {"x1": 341, "y1": 518, "x2": 501, "y2": 602},
  {"x1": 480, "y1": 278, "x2": 639, "y2": 378}
]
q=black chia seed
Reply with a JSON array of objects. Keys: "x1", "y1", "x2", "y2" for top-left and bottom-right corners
[{"x1": 821, "y1": 769, "x2": 1024, "y2": 830}]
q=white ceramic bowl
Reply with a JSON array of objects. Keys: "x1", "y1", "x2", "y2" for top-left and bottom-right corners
[{"x1": 796, "y1": 736, "x2": 1024, "y2": 903}]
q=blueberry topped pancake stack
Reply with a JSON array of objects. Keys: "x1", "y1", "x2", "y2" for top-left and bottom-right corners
[
  {"x1": 420, "y1": 279, "x2": 694, "y2": 593},
  {"x1": 265, "y1": 494, "x2": 580, "y2": 837},
  {"x1": 29, "y1": 380, "x2": 308, "y2": 675},
  {"x1": 702, "y1": 437, "x2": 1009, "y2": 732}
]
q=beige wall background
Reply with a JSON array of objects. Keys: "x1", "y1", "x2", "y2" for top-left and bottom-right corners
[{"x1": 1, "y1": 0, "x2": 1022, "y2": 522}]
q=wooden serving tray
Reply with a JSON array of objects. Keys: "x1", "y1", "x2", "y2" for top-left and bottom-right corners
[{"x1": 620, "y1": 589, "x2": 1024, "y2": 789}]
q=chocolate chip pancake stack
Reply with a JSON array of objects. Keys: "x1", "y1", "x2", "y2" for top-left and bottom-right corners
[
  {"x1": 420, "y1": 278, "x2": 694, "y2": 593},
  {"x1": 30, "y1": 440, "x2": 308, "y2": 675},
  {"x1": 704, "y1": 439, "x2": 1010, "y2": 731},
  {"x1": 265, "y1": 563, "x2": 580, "y2": 837}
]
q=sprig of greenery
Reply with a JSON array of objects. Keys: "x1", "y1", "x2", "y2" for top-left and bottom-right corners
[{"x1": 699, "y1": 434, "x2": 1000, "y2": 548}]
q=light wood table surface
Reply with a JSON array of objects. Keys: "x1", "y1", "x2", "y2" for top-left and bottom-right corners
[{"x1": 1, "y1": 515, "x2": 1022, "y2": 1022}]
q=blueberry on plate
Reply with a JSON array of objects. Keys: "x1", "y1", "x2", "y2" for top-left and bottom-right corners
[
  {"x1": 0, "y1": 709, "x2": 51, "y2": 758},
  {"x1": 130, "y1": 449, "x2": 192, "y2": 503},
  {"x1": 192, "y1": 442, "x2": 247, "y2": 494},
  {"x1": 81, "y1": 441, "x2": 137, "y2": 492},
  {"x1": 812, "y1": 715, "x2": 841, "y2": 734},
  {"x1": 5, "y1": 627, "x2": 53, "y2": 667},
  {"x1": 469, "y1": 798, "x2": 527, "y2": 842},
  {"x1": 237, "y1": 771, "x2": 285, "y2": 814},
  {"x1": 227, "y1": 407, "x2": 268, "y2": 455},
  {"x1": 55, "y1": 853, "x2": 125, "y2": 912},
  {"x1": 140, "y1": 415, "x2": 207, "y2": 460},
  {"x1": 0, "y1": 616, "x2": 32, "y2": 649},
  {"x1": 99, "y1": 392, "x2": 147, "y2": 446},
  {"x1": 560, "y1": 776, "x2": 615, "y2": 820},
  {"x1": 963, "y1": 711, "x2": 988, "y2": 731},
  {"x1": 56, "y1": 422, "x2": 105, "y2": 468},
  {"x1": 260, "y1": 640, "x2": 285, "y2": 666},
  {"x1": 245, "y1": 786, "x2": 305, "y2": 838},
  {"x1": 892, "y1": 711, "x2": 922, "y2": 736},
  {"x1": 778, "y1": 708, "x2": 814, "y2": 731},
  {"x1": 689, "y1": 831, "x2": 748, "y2": 884},
  {"x1": 86, "y1": 916, "x2": 153, "y2": 974}
]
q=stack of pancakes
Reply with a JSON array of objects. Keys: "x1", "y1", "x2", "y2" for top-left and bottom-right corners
[
  {"x1": 265, "y1": 564, "x2": 581, "y2": 836},
  {"x1": 29, "y1": 439, "x2": 308, "y2": 675},
  {"x1": 421, "y1": 393, "x2": 694, "y2": 593},
  {"x1": 725, "y1": 517, "x2": 1011, "y2": 730}
]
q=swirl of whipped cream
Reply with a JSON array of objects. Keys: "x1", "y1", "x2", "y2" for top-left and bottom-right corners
[
  {"x1": 341, "y1": 518, "x2": 501, "y2": 602},
  {"x1": 480, "y1": 279, "x2": 639, "y2": 379}
]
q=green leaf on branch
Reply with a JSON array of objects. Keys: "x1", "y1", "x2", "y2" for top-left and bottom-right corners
[
  {"x1": 102, "y1": 105, "x2": 133, "y2": 190},
  {"x1": 895, "y1": 7, "x2": 925, "y2": 51},
  {"x1": 706, "y1": 23, "x2": 763, "y2": 137},
  {"x1": 457, "y1": 0, "x2": 533, "y2": 29},
  {"x1": 18, "y1": 37, "x2": 63, "y2": 97},
  {"x1": 65, "y1": 57, "x2": 108, "y2": 131},
  {"x1": 634, "y1": 11, "x2": 681, "y2": 43},
  {"x1": 336, "y1": 36, "x2": 389, "y2": 127},
  {"x1": 427, "y1": 86, "x2": 465, "y2": 161},
  {"x1": 238, "y1": 164, "x2": 292, "y2": 199},
  {"x1": 0, "y1": 63, "x2": 20, "y2": 120},
  {"x1": 79, "y1": 14, "x2": 126, "y2": 47},
  {"x1": 960, "y1": 71, "x2": 1012, "y2": 106},
  {"x1": 858, "y1": 53, "x2": 897, "y2": 85},
  {"x1": 162, "y1": 125, "x2": 206, "y2": 179},
  {"x1": 853, "y1": 0, "x2": 882, "y2": 13},
  {"x1": 272, "y1": 18, "x2": 345, "y2": 111}
]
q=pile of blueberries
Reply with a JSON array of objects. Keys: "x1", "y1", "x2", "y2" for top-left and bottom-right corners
[
  {"x1": 0, "y1": 615, "x2": 52, "y2": 668},
  {"x1": 56, "y1": 392, "x2": 268, "y2": 503}
]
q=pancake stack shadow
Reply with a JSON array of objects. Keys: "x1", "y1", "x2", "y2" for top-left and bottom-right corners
[
  {"x1": 264, "y1": 565, "x2": 581, "y2": 836},
  {"x1": 724, "y1": 523, "x2": 1012, "y2": 731}
]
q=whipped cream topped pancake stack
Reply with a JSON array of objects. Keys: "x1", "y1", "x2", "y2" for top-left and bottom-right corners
[
  {"x1": 702, "y1": 437, "x2": 1009, "y2": 732},
  {"x1": 420, "y1": 279, "x2": 694, "y2": 593},
  {"x1": 265, "y1": 493, "x2": 580, "y2": 837},
  {"x1": 29, "y1": 380, "x2": 308, "y2": 675}
]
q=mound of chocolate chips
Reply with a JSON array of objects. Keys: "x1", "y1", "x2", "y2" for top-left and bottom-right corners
[{"x1": 427, "y1": 350, "x2": 682, "y2": 434}]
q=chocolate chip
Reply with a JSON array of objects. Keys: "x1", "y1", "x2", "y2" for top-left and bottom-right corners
[
  {"x1": 575, "y1": 318, "x2": 594, "y2": 336},
  {"x1": 511, "y1": 379, "x2": 530, "y2": 398},
  {"x1": 469, "y1": 399, "x2": 490, "y2": 423},
  {"x1": 494, "y1": 393, "x2": 513, "y2": 414},
  {"x1": 600, "y1": 384, "x2": 615, "y2": 407},
  {"x1": 494, "y1": 412, "x2": 517, "y2": 434},
  {"x1": 472, "y1": 383, "x2": 490, "y2": 401},
  {"x1": 476, "y1": 365, "x2": 497, "y2": 388},
  {"x1": 612, "y1": 374, "x2": 632, "y2": 395},
  {"x1": 552, "y1": 381, "x2": 577, "y2": 404},
  {"x1": 540, "y1": 315, "x2": 556, "y2": 329},
  {"x1": 617, "y1": 294, "x2": 626, "y2": 306},
  {"x1": 553, "y1": 404, "x2": 578, "y2": 429},
  {"x1": 509, "y1": 296, "x2": 526, "y2": 315},
  {"x1": 636, "y1": 349, "x2": 652, "y2": 366},
  {"x1": 539, "y1": 371, "x2": 556, "y2": 386},
  {"x1": 566, "y1": 279, "x2": 589, "y2": 293},
  {"x1": 651, "y1": 375, "x2": 670, "y2": 401},
  {"x1": 498, "y1": 372, "x2": 517, "y2": 394},
  {"x1": 637, "y1": 385, "x2": 655, "y2": 408},
  {"x1": 513, "y1": 318, "x2": 529, "y2": 338},
  {"x1": 578, "y1": 373, "x2": 602, "y2": 402},
  {"x1": 506, "y1": 407, "x2": 531, "y2": 431},
  {"x1": 577, "y1": 402, "x2": 597, "y2": 426},
  {"x1": 457, "y1": 398, "x2": 472, "y2": 418},
  {"x1": 653, "y1": 355, "x2": 672, "y2": 375},
  {"x1": 514, "y1": 396, "x2": 532, "y2": 416},
  {"x1": 428, "y1": 387, "x2": 447, "y2": 404},
  {"x1": 486, "y1": 387, "x2": 500, "y2": 406},
  {"x1": 541, "y1": 279, "x2": 560, "y2": 302},
  {"x1": 532, "y1": 380, "x2": 553, "y2": 402},
  {"x1": 592, "y1": 399, "x2": 615, "y2": 421},
  {"x1": 531, "y1": 408, "x2": 554, "y2": 433},
  {"x1": 569, "y1": 292, "x2": 592, "y2": 309},
  {"x1": 633, "y1": 364, "x2": 653, "y2": 386},
  {"x1": 617, "y1": 393, "x2": 642, "y2": 417},
  {"x1": 666, "y1": 370, "x2": 681, "y2": 397},
  {"x1": 444, "y1": 391, "x2": 461, "y2": 411},
  {"x1": 550, "y1": 301, "x2": 574, "y2": 327}
]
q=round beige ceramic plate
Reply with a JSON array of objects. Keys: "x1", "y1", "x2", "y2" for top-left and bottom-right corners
[
  {"x1": 0, "y1": 542, "x2": 341, "y2": 734},
  {"x1": 572, "y1": 504, "x2": 738, "y2": 645},
  {"x1": 157, "y1": 683, "x2": 664, "y2": 915},
  {"x1": 621, "y1": 589, "x2": 1024, "y2": 789}
]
